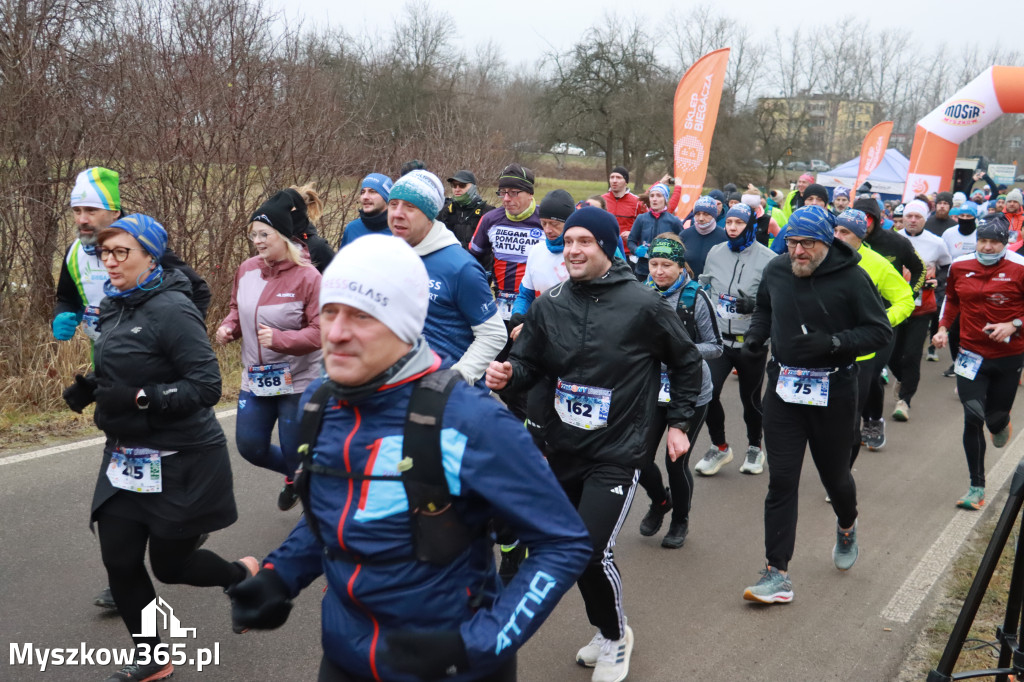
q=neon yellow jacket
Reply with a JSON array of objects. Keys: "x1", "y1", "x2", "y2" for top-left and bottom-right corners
[{"x1": 855, "y1": 242, "x2": 914, "y2": 361}]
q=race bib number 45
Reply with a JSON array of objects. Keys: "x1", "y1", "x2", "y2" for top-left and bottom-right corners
[
  {"x1": 107, "y1": 447, "x2": 170, "y2": 493},
  {"x1": 775, "y1": 365, "x2": 830, "y2": 407},
  {"x1": 248, "y1": 362, "x2": 294, "y2": 397},
  {"x1": 554, "y1": 380, "x2": 612, "y2": 430}
]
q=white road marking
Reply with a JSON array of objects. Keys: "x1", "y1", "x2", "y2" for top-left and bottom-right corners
[
  {"x1": 881, "y1": 431, "x2": 1023, "y2": 623},
  {"x1": 0, "y1": 409, "x2": 238, "y2": 467}
]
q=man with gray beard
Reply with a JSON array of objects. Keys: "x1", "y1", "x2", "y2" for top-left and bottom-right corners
[{"x1": 739, "y1": 206, "x2": 891, "y2": 604}]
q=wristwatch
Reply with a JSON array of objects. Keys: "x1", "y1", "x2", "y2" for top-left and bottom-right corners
[
  {"x1": 1013, "y1": 319, "x2": 1022, "y2": 330},
  {"x1": 135, "y1": 388, "x2": 150, "y2": 410}
]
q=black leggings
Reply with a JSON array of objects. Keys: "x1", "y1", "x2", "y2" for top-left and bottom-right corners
[
  {"x1": 317, "y1": 655, "x2": 517, "y2": 682},
  {"x1": 762, "y1": 366, "x2": 859, "y2": 572},
  {"x1": 705, "y1": 345, "x2": 767, "y2": 448},
  {"x1": 638, "y1": 404, "x2": 709, "y2": 524},
  {"x1": 889, "y1": 314, "x2": 933, "y2": 404},
  {"x1": 96, "y1": 498, "x2": 243, "y2": 648},
  {"x1": 862, "y1": 335, "x2": 895, "y2": 421},
  {"x1": 955, "y1": 352, "x2": 1024, "y2": 487}
]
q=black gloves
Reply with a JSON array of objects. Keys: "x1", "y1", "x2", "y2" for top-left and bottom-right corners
[
  {"x1": 788, "y1": 331, "x2": 837, "y2": 358},
  {"x1": 380, "y1": 629, "x2": 469, "y2": 679},
  {"x1": 734, "y1": 290, "x2": 756, "y2": 315},
  {"x1": 227, "y1": 568, "x2": 293, "y2": 633},
  {"x1": 94, "y1": 380, "x2": 141, "y2": 412},
  {"x1": 741, "y1": 336, "x2": 766, "y2": 360},
  {"x1": 63, "y1": 374, "x2": 97, "y2": 413}
]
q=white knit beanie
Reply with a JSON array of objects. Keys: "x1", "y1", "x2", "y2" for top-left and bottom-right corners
[
  {"x1": 902, "y1": 200, "x2": 930, "y2": 218},
  {"x1": 320, "y1": 234, "x2": 428, "y2": 344}
]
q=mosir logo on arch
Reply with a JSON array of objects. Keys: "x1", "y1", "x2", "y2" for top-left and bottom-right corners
[{"x1": 942, "y1": 99, "x2": 985, "y2": 127}]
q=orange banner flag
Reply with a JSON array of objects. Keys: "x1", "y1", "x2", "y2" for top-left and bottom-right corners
[
  {"x1": 673, "y1": 48, "x2": 730, "y2": 219},
  {"x1": 854, "y1": 121, "x2": 893, "y2": 195}
]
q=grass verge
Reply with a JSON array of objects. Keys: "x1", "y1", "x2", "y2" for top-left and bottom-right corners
[{"x1": 898, "y1": 494, "x2": 1020, "y2": 679}]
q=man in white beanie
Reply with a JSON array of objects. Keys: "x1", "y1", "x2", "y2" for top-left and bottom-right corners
[
  {"x1": 1003, "y1": 188, "x2": 1023, "y2": 243},
  {"x1": 386, "y1": 169, "x2": 507, "y2": 385},
  {"x1": 227, "y1": 234, "x2": 591, "y2": 682}
]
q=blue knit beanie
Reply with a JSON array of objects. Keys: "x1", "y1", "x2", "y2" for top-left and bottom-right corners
[
  {"x1": 694, "y1": 195, "x2": 720, "y2": 219},
  {"x1": 389, "y1": 170, "x2": 445, "y2": 219},
  {"x1": 563, "y1": 206, "x2": 619, "y2": 260},
  {"x1": 361, "y1": 173, "x2": 394, "y2": 202},
  {"x1": 786, "y1": 206, "x2": 836, "y2": 245},
  {"x1": 107, "y1": 214, "x2": 167, "y2": 260},
  {"x1": 836, "y1": 209, "x2": 868, "y2": 240},
  {"x1": 650, "y1": 183, "x2": 671, "y2": 204}
]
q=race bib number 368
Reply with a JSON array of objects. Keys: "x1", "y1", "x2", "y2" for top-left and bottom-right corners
[{"x1": 247, "y1": 362, "x2": 295, "y2": 397}]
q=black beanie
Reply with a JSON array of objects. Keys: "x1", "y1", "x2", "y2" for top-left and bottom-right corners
[
  {"x1": 853, "y1": 197, "x2": 881, "y2": 228},
  {"x1": 564, "y1": 206, "x2": 619, "y2": 261},
  {"x1": 977, "y1": 213, "x2": 1010, "y2": 244},
  {"x1": 936, "y1": 191, "x2": 953, "y2": 206},
  {"x1": 610, "y1": 165, "x2": 630, "y2": 182},
  {"x1": 498, "y1": 163, "x2": 535, "y2": 194},
  {"x1": 538, "y1": 189, "x2": 576, "y2": 222},
  {"x1": 282, "y1": 188, "x2": 312, "y2": 242},
  {"x1": 804, "y1": 183, "x2": 829, "y2": 206},
  {"x1": 723, "y1": 183, "x2": 738, "y2": 194},
  {"x1": 727, "y1": 192, "x2": 743, "y2": 205},
  {"x1": 250, "y1": 191, "x2": 295, "y2": 239}
]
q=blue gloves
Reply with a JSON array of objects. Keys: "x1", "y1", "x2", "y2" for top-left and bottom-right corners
[
  {"x1": 635, "y1": 245, "x2": 649, "y2": 258},
  {"x1": 52, "y1": 311, "x2": 82, "y2": 340}
]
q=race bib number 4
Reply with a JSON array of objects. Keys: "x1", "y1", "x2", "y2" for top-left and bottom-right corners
[
  {"x1": 107, "y1": 447, "x2": 168, "y2": 493},
  {"x1": 775, "y1": 365, "x2": 830, "y2": 406},
  {"x1": 554, "y1": 380, "x2": 612, "y2": 430},
  {"x1": 248, "y1": 362, "x2": 294, "y2": 396},
  {"x1": 954, "y1": 349, "x2": 983, "y2": 381},
  {"x1": 83, "y1": 305, "x2": 101, "y2": 341}
]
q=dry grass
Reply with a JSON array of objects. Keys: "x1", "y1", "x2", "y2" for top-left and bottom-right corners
[{"x1": 898, "y1": 504, "x2": 1020, "y2": 679}]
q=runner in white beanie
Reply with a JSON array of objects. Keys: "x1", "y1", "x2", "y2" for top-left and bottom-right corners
[{"x1": 320, "y1": 233, "x2": 428, "y2": 344}]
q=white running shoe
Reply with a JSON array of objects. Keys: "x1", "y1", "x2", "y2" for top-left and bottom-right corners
[
  {"x1": 576, "y1": 630, "x2": 608, "y2": 668},
  {"x1": 739, "y1": 446, "x2": 765, "y2": 474},
  {"x1": 695, "y1": 446, "x2": 733, "y2": 476},
  {"x1": 591, "y1": 625, "x2": 634, "y2": 682}
]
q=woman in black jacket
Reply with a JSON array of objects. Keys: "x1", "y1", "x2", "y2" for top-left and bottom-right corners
[{"x1": 62, "y1": 214, "x2": 254, "y2": 682}]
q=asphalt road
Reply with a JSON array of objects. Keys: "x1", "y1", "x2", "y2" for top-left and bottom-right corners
[{"x1": 1, "y1": 360, "x2": 1018, "y2": 681}]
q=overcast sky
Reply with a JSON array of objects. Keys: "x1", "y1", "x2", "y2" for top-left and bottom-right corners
[{"x1": 267, "y1": 0, "x2": 1012, "y2": 73}]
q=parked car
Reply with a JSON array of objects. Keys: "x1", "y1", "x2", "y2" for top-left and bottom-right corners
[
  {"x1": 785, "y1": 161, "x2": 809, "y2": 172},
  {"x1": 549, "y1": 142, "x2": 586, "y2": 157},
  {"x1": 809, "y1": 159, "x2": 830, "y2": 172}
]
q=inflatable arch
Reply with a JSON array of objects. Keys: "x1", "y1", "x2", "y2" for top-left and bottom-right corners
[{"x1": 903, "y1": 65, "x2": 1024, "y2": 201}]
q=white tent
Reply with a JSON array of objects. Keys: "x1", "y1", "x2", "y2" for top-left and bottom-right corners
[{"x1": 816, "y1": 149, "x2": 910, "y2": 201}]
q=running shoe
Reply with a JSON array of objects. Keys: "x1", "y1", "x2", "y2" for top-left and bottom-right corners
[
  {"x1": 833, "y1": 521, "x2": 858, "y2": 571},
  {"x1": 661, "y1": 521, "x2": 688, "y2": 549},
  {"x1": 992, "y1": 421, "x2": 1013, "y2": 448},
  {"x1": 576, "y1": 630, "x2": 608, "y2": 668},
  {"x1": 591, "y1": 625, "x2": 634, "y2": 682},
  {"x1": 892, "y1": 400, "x2": 910, "y2": 422},
  {"x1": 639, "y1": 488, "x2": 672, "y2": 536},
  {"x1": 103, "y1": 661, "x2": 173, "y2": 681},
  {"x1": 927, "y1": 346, "x2": 938, "y2": 362},
  {"x1": 695, "y1": 445, "x2": 733, "y2": 476},
  {"x1": 739, "y1": 446, "x2": 765, "y2": 475},
  {"x1": 942, "y1": 365, "x2": 956, "y2": 378},
  {"x1": 865, "y1": 418, "x2": 886, "y2": 451},
  {"x1": 93, "y1": 586, "x2": 116, "y2": 610},
  {"x1": 957, "y1": 486, "x2": 985, "y2": 510},
  {"x1": 743, "y1": 566, "x2": 793, "y2": 604},
  {"x1": 498, "y1": 542, "x2": 527, "y2": 585},
  {"x1": 277, "y1": 478, "x2": 299, "y2": 511}
]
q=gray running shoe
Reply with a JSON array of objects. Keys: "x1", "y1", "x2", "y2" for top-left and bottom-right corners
[
  {"x1": 864, "y1": 418, "x2": 886, "y2": 451},
  {"x1": 695, "y1": 445, "x2": 733, "y2": 476},
  {"x1": 992, "y1": 421, "x2": 1013, "y2": 448},
  {"x1": 743, "y1": 566, "x2": 793, "y2": 604},
  {"x1": 892, "y1": 400, "x2": 910, "y2": 422},
  {"x1": 739, "y1": 446, "x2": 765, "y2": 474},
  {"x1": 833, "y1": 521, "x2": 859, "y2": 570}
]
